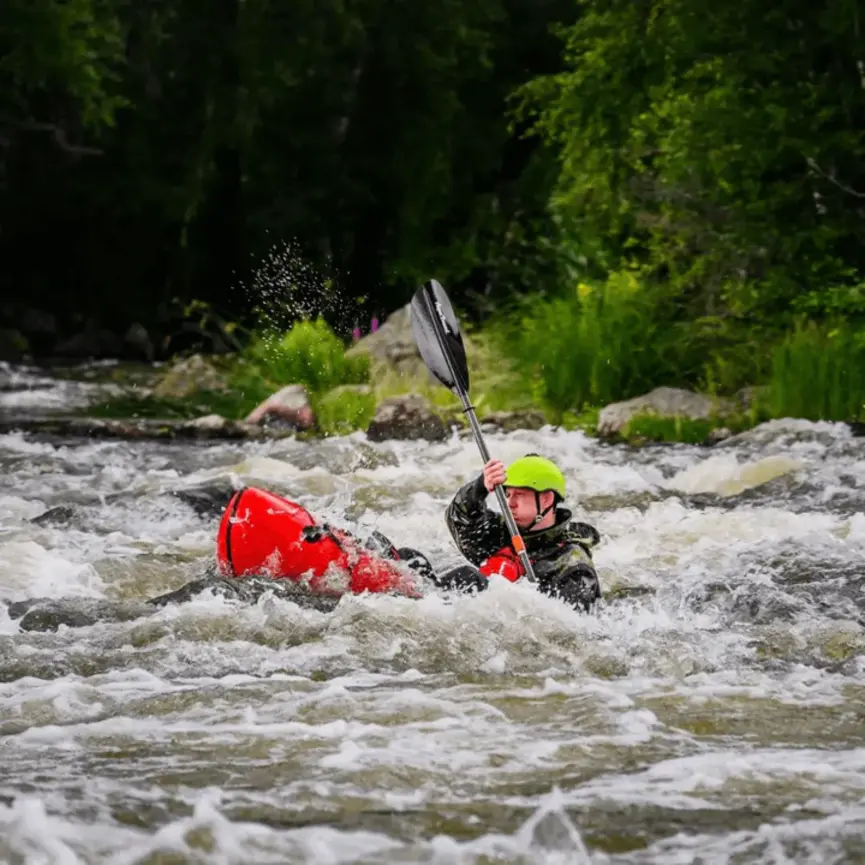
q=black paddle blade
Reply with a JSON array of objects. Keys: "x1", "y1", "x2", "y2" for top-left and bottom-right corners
[{"x1": 410, "y1": 280, "x2": 470, "y2": 395}]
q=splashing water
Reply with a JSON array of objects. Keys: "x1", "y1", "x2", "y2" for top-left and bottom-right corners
[
  {"x1": 240, "y1": 238, "x2": 360, "y2": 337},
  {"x1": 2, "y1": 371, "x2": 865, "y2": 863}
]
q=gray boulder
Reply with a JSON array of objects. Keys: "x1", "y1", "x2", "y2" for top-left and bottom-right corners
[
  {"x1": 479, "y1": 409, "x2": 547, "y2": 432},
  {"x1": 152, "y1": 353, "x2": 229, "y2": 399},
  {"x1": 346, "y1": 304, "x2": 442, "y2": 381},
  {"x1": 366, "y1": 394, "x2": 449, "y2": 442},
  {"x1": 54, "y1": 328, "x2": 124, "y2": 359},
  {"x1": 597, "y1": 387, "x2": 736, "y2": 438},
  {"x1": 245, "y1": 384, "x2": 315, "y2": 430}
]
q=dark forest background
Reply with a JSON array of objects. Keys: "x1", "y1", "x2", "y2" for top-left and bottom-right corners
[
  {"x1": 2, "y1": 0, "x2": 865, "y2": 422},
  {"x1": 1, "y1": 0, "x2": 578, "y2": 355}
]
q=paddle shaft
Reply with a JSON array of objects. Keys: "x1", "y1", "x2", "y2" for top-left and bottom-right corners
[{"x1": 420, "y1": 292, "x2": 537, "y2": 582}]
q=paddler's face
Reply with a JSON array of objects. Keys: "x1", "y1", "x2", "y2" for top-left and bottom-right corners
[{"x1": 505, "y1": 487, "x2": 555, "y2": 529}]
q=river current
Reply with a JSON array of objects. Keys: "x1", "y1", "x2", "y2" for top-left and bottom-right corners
[{"x1": 1, "y1": 362, "x2": 865, "y2": 864}]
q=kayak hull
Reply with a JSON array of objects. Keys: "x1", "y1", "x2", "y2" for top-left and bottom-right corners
[{"x1": 215, "y1": 487, "x2": 421, "y2": 597}]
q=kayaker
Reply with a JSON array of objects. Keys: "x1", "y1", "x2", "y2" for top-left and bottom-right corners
[
  {"x1": 7, "y1": 460, "x2": 600, "y2": 632},
  {"x1": 434, "y1": 454, "x2": 602, "y2": 612}
]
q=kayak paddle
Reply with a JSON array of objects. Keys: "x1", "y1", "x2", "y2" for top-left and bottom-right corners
[{"x1": 410, "y1": 279, "x2": 537, "y2": 583}]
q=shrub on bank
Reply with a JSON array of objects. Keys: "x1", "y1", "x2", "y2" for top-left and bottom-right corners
[
  {"x1": 314, "y1": 386, "x2": 377, "y2": 436},
  {"x1": 87, "y1": 317, "x2": 372, "y2": 430},
  {"x1": 768, "y1": 321, "x2": 865, "y2": 422},
  {"x1": 490, "y1": 274, "x2": 865, "y2": 429},
  {"x1": 490, "y1": 271, "x2": 703, "y2": 420},
  {"x1": 230, "y1": 317, "x2": 369, "y2": 405},
  {"x1": 85, "y1": 289, "x2": 865, "y2": 440}
]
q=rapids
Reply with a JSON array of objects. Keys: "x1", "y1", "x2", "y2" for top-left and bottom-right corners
[{"x1": 2, "y1": 362, "x2": 865, "y2": 863}]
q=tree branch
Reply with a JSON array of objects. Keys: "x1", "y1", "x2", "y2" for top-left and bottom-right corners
[
  {"x1": 806, "y1": 157, "x2": 865, "y2": 199},
  {"x1": 14, "y1": 120, "x2": 103, "y2": 156}
]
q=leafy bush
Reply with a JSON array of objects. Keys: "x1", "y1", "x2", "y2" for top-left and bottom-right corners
[
  {"x1": 230, "y1": 317, "x2": 370, "y2": 405},
  {"x1": 492, "y1": 270, "x2": 699, "y2": 419},
  {"x1": 86, "y1": 317, "x2": 371, "y2": 423},
  {"x1": 313, "y1": 386, "x2": 376, "y2": 436}
]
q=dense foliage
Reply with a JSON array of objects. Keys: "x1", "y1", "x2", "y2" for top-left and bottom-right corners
[
  {"x1": 506, "y1": 0, "x2": 865, "y2": 418},
  {"x1": 1, "y1": 0, "x2": 572, "y2": 337},
  {"x1": 3, "y1": 0, "x2": 864, "y2": 423}
]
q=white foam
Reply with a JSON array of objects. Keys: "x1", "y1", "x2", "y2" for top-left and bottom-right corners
[
  {"x1": 666, "y1": 453, "x2": 804, "y2": 496},
  {"x1": 0, "y1": 540, "x2": 104, "y2": 600},
  {"x1": 2, "y1": 415, "x2": 865, "y2": 863}
]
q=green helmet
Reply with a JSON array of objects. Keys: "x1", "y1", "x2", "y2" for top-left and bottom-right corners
[{"x1": 504, "y1": 455, "x2": 566, "y2": 500}]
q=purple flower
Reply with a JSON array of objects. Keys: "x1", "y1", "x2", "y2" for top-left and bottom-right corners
[
  {"x1": 371, "y1": 317, "x2": 379, "y2": 333},
  {"x1": 352, "y1": 326, "x2": 361, "y2": 342}
]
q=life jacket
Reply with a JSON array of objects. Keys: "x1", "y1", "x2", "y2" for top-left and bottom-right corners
[{"x1": 479, "y1": 545, "x2": 525, "y2": 583}]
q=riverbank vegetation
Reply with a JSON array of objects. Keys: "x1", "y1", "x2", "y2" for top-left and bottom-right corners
[
  {"x1": 85, "y1": 297, "x2": 862, "y2": 443},
  {"x1": 5, "y1": 0, "x2": 865, "y2": 438}
]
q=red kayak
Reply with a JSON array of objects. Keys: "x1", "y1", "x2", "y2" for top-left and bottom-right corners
[{"x1": 215, "y1": 487, "x2": 422, "y2": 598}]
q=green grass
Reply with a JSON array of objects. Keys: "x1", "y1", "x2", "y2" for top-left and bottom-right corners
[
  {"x1": 230, "y1": 317, "x2": 369, "y2": 405},
  {"x1": 489, "y1": 270, "x2": 700, "y2": 421},
  {"x1": 766, "y1": 321, "x2": 865, "y2": 422},
  {"x1": 85, "y1": 389, "x2": 257, "y2": 421},
  {"x1": 559, "y1": 406, "x2": 601, "y2": 435},
  {"x1": 313, "y1": 386, "x2": 377, "y2": 436},
  {"x1": 617, "y1": 412, "x2": 751, "y2": 445},
  {"x1": 88, "y1": 383, "x2": 379, "y2": 438},
  {"x1": 82, "y1": 297, "x2": 865, "y2": 444}
]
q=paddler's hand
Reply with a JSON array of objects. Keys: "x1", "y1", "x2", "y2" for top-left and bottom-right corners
[{"x1": 483, "y1": 459, "x2": 507, "y2": 492}]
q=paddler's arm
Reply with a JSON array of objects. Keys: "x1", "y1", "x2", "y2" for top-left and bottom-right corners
[{"x1": 445, "y1": 473, "x2": 509, "y2": 566}]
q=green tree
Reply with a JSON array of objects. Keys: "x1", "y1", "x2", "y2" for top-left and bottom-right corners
[{"x1": 520, "y1": 0, "x2": 865, "y2": 320}]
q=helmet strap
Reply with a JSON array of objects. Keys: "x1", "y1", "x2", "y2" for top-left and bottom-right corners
[{"x1": 531, "y1": 491, "x2": 556, "y2": 527}]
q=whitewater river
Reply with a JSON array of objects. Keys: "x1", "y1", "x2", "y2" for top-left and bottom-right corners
[{"x1": 2, "y1": 363, "x2": 865, "y2": 864}]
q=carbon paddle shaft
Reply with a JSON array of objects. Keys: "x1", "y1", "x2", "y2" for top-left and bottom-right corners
[{"x1": 418, "y1": 289, "x2": 537, "y2": 583}]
